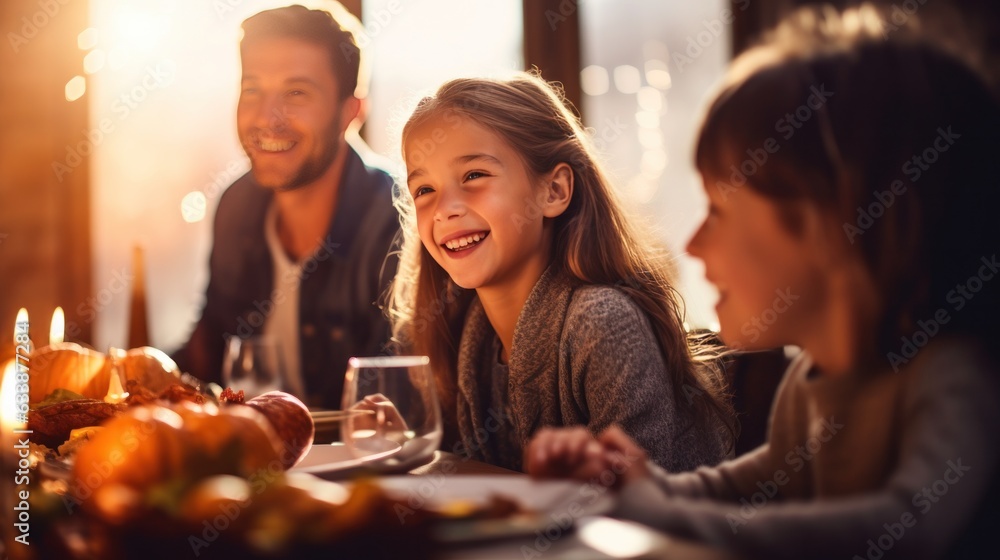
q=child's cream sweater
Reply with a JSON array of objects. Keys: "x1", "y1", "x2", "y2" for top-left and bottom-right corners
[{"x1": 615, "y1": 338, "x2": 1000, "y2": 559}]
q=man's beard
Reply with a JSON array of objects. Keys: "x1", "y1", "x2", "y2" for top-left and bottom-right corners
[{"x1": 251, "y1": 114, "x2": 342, "y2": 193}]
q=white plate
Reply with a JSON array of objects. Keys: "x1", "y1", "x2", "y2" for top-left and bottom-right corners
[
  {"x1": 290, "y1": 442, "x2": 435, "y2": 478},
  {"x1": 374, "y1": 475, "x2": 617, "y2": 544},
  {"x1": 376, "y1": 475, "x2": 616, "y2": 514},
  {"x1": 290, "y1": 442, "x2": 395, "y2": 477}
]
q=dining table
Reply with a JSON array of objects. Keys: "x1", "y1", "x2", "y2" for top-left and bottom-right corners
[{"x1": 385, "y1": 450, "x2": 741, "y2": 560}]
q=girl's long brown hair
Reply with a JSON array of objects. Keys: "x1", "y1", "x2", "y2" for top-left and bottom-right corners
[{"x1": 388, "y1": 73, "x2": 735, "y2": 446}]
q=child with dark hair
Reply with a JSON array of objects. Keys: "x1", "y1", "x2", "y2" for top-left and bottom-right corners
[{"x1": 526, "y1": 5, "x2": 1000, "y2": 558}]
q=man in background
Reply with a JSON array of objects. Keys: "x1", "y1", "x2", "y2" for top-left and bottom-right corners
[{"x1": 173, "y1": 3, "x2": 399, "y2": 409}]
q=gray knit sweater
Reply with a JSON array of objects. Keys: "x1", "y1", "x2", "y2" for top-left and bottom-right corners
[
  {"x1": 454, "y1": 266, "x2": 730, "y2": 472},
  {"x1": 614, "y1": 338, "x2": 1000, "y2": 559}
]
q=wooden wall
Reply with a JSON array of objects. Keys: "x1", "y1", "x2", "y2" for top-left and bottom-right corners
[{"x1": 0, "y1": 0, "x2": 92, "y2": 355}]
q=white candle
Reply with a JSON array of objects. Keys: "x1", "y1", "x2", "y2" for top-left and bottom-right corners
[
  {"x1": 15, "y1": 308, "x2": 27, "y2": 346},
  {"x1": 9, "y1": 308, "x2": 30, "y2": 428},
  {"x1": 0, "y1": 360, "x2": 22, "y2": 430},
  {"x1": 49, "y1": 307, "x2": 64, "y2": 345}
]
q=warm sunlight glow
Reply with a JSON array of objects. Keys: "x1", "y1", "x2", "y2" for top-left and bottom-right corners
[
  {"x1": 635, "y1": 110, "x2": 660, "y2": 129},
  {"x1": 581, "y1": 65, "x2": 610, "y2": 96},
  {"x1": 65, "y1": 76, "x2": 86, "y2": 102},
  {"x1": 108, "y1": 7, "x2": 171, "y2": 53},
  {"x1": 578, "y1": 518, "x2": 657, "y2": 557},
  {"x1": 645, "y1": 59, "x2": 672, "y2": 90},
  {"x1": 637, "y1": 86, "x2": 663, "y2": 112},
  {"x1": 613, "y1": 65, "x2": 642, "y2": 94},
  {"x1": 50, "y1": 307, "x2": 65, "y2": 345},
  {"x1": 104, "y1": 367, "x2": 128, "y2": 404},
  {"x1": 180, "y1": 191, "x2": 207, "y2": 223},
  {"x1": 0, "y1": 360, "x2": 20, "y2": 430},
  {"x1": 78, "y1": 27, "x2": 99, "y2": 50},
  {"x1": 84, "y1": 49, "x2": 107, "y2": 74}
]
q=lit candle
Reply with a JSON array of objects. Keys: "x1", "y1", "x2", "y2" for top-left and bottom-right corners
[
  {"x1": 10, "y1": 308, "x2": 30, "y2": 427},
  {"x1": 15, "y1": 307, "x2": 28, "y2": 345},
  {"x1": 0, "y1": 359, "x2": 23, "y2": 430},
  {"x1": 49, "y1": 306, "x2": 64, "y2": 345},
  {"x1": 6, "y1": 311, "x2": 33, "y2": 559}
]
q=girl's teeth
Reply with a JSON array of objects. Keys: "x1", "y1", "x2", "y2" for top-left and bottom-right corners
[{"x1": 445, "y1": 233, "x2": 487, "y2": 250}]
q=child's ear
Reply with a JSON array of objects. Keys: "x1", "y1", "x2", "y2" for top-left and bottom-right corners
[{"x1": 541, "y1": 163, "x2": 574, "y2": 218}]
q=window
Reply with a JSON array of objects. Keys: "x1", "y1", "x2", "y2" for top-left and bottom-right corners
[{"x1": 579, "y1": 0, "x2": 732, "y2": 328}]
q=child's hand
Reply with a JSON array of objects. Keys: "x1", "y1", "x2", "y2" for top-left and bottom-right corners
[
  {"x1": 597, "y1": 426, "x2": 651, "y2": 487},
  {"x1": 524, "y1": 426, "x2": 610, "y2": 481}
]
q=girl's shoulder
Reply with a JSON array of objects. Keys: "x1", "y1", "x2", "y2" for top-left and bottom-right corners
[{"x1": 564, "y1": 283, "x2": 651, "y2": 335}]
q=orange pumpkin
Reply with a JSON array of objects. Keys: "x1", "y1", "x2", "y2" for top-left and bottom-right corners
[
  {"x1": 71, "y1": 402, "x2": 282, "y2": 509},
  {"x1": 29, "y1": 343, "x2": 110, "y2": 403},
  {"x1": 71, "y1": 406, "x2": 187, "y2": 499},
  {"x1": 110, "y1": 346, "x2": 181, "y2": 394},
  {"x1": 29, "y1": 344, "x2": 182, "y2": 404}
]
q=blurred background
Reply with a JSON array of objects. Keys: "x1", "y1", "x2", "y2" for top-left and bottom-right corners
[{"x1": 1, "y1": 0, "x2": 998, "y2": 356}]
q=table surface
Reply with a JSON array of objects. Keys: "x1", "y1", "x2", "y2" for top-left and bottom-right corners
[
  {"x1": 403, "y1": 452, "x2": 739, "y2": 560},
  {"x1": 410, "y1": 450, "x2": 521, "y2": 476}
]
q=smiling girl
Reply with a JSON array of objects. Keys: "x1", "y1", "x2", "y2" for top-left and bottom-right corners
[
  {"x1": 525, "y1": 5, "x2": 1000, "y2": 558},
  {"x1": 388, "y1": 74, "x2": 735, "y2": 472}
]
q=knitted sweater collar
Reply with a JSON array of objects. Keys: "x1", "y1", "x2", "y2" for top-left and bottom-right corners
[{"x1": 455, "y1": 265, "x2": 579, "y2": 465}]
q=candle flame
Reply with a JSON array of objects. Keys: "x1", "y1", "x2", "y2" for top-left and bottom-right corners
[
  {"x1": 50, "y1": 307, "x2": 65, "y2": 345},
  {"x1": 0, "y1": 360, "x2": 23, "y2": 429},
  {"x1": 104, "y1": 370, "x2": 129, "y2": 404},
  {"x1": 16, "y1": 307, "x2": 28, "y2": 324}
]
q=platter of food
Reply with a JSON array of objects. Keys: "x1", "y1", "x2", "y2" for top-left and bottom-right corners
[
  {"x1": 15, "y1": 342, "x2": 437, "y2": 559},
  {"x1": 372, "y1": 475, "x2": 618, "y2": 544}
]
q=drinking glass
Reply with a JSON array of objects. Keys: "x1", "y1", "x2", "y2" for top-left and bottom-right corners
[
  {"x1": 221, "y1": 335, "x2": 285, "y2": 399},
  {"x1": 340, "y1": 356, "x2": 442, "y2": 467}
]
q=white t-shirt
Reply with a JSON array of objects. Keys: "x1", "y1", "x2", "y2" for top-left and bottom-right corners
[{"x1": 262, "y1": 203, "x2": 307, "y2": 398}]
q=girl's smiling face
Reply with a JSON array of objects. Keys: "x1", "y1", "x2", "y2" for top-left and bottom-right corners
[
  {"x1": 686, "y1": 177, "x2": 831, "y2": 351},
  {"x1": 404, "y1": 114, "x2": 562, "y2": 294}
]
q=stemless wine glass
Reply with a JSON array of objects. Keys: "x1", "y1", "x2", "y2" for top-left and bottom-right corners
[
  {"x1": 340, "y1": 356, "x2": 442, "y2": 468},
  {"x1": 222, "y1": 335, "x2": 285, "y2": 399}
]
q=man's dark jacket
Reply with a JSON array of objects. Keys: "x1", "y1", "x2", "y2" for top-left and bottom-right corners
[{"x1": 173, "y1": 146, "x2": 400, "y2": 409}]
